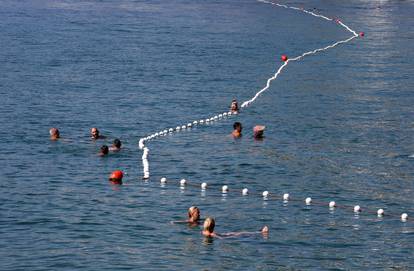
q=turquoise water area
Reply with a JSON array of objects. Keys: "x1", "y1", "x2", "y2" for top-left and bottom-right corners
[{"x1": 1, "y1": 0, "x2": 413, "y2": 270}]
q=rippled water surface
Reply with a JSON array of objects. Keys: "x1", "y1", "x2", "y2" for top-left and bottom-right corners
[{"x1": 1, "y1": 0, "x2": 413, "y2": 270}]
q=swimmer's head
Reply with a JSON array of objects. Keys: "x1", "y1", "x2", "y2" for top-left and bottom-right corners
[
  {"x1": 203, "y1": 217, "x2": 215, "y2": 233},
  {"x1": 230, "y1": 99, "x2": 239, "y2": 111},
  {"x1": 113, "y1": 139, "x2": 121, "y2": 149},
  {"x1": 100, "y1": 145, "x2": 109, "y2": 155},
  {"x1": 253, "y1": 125, "x2": 265, "y2": 139},
  {"x1": 49, "y1": 128, "x2": 60, "y2": 139},
  {"x1": 109, "y1": 170, "x2": 123, "y2": 184},
  {"x1": 188, "y1": 206, "x2": 200, "y2": 222},
  {"x1": 91, "y1": 127, "x2": 100, "y2": 139},
  {"x1": 233, "y1": 122, "x2": 242, "y2": 132}
]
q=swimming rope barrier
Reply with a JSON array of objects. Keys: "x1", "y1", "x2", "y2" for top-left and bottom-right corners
[
  {"x1": 138, "y1": 0, "x2": 362, "y2": 179},
  {"x1": 132, "y1": 1, "x2": 412, "y2": 225}
]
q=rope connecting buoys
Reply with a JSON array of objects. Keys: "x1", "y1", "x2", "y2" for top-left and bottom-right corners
[
  {"x1": 151, "y1": 177, "x2": 410, "y2": 224},
  {"x1": 137, "y1": 0, "x2": 361, "y2": 180}
]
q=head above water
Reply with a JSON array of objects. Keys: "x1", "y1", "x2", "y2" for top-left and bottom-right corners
[
  {"x1": 113, "y1": 139, "x2": 121, "y2": 148},
  {"x1": 188, "y1": 206, "x2": 200, "y2": 222},
  {"x1": 49, "y1": 128, "x2": 60, "y2": 139},
  {"x1": 253, "y1": 125, "x2": 265, "y2": 139},
  {"x1": 91, "y1": 127, "x2": 100, "y2": 139},
  {"x1": 230, "y1": 99, "x2": 239, "y2": 112},
  {"x1": 233, "y1": 122, "x2": 242, "y2": 132},
  {"x1": 203, "y1": 217, "x2": 215, "y2": 233},
  {"x1": 100, "y1": 145, "x2": 109, "y2": 155}
]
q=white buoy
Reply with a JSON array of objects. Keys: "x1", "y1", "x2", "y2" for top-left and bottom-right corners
[
  {"x1": 180, "y1": 179, "x2": 186, "y2": 186},
  {"x1": 205, "y1": 119, "x2": 210, "y2": 123},
  {"x1": 187, "y1": 123, "x2": 192, "y2": 128},
  {"x1": 228, "y1": 111, "x2": 232, "y2": 115},
  {"x1": 155, "y1": 132, "x2": 159, "y2": 137},
  {"x1": 223, "y1": 112, "x2": 228, "y2": 116},
  {"x1": 201, "y1": 182, "x2": 207, "y2": 190},
  {"x1": 242, "y1": 188, "x2": 249, "y2": 195},
  {"x1": 163, "y1": 129, "x2": 168, "y2": 134},
  {"x1": 168, "y1": 128, "x2": 173, "y2": 133},
  {"x1": 262, "y1": 191, "x2": 269, "y2": 198},
  {"x1": 199, "y1": 120, "x2": 204, "y2": 124},
  {"x1": 377, "y1": 209, "x2": 384, "y2": 217},
  {"x1": 354, "y1": 205, "x2": 361, "y2": 213},
  {"x1": 283, "y1": 193, "x2": 290, "y2": 201},
  {"x1": 329, "y1": 201, "x2": 336, "y2": 208},
  {"x1": 176, "y1": 126, "x2": 181, "y2": 131},
  {"x1": 160, "y1": 177, "x2": 167, "y2": 184},
  {"x1": 209, "y1": 117, "x2": 214, "y2": 121},
  {"x1": 138, "y1": 139, "x2": 145, "y2": 149},
  {"x1": 401, "y1": 213, "x2": 408, "y2": 222},
  {"x1": 219, "y1": 114, "x2": 223, "y2": 118},
  {"x1": 305, "y1": 197, "x2": 312, "y2": 205},
  {"x1": 193, "y1": 120, "x2": 198, "y2": 125},
  {"x1": 222, "y1": 185, "x2": 228, "y2": 193},
  {"x1": 181, "y1": 125, "x2": 186, "y2": 129},
  {"x1": 214, "y1": 116, "x2": 218, "y2": 120}
]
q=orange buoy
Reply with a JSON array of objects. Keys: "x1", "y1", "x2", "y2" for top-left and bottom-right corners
[
  {"x1": 281, "y1": 55, "x2": 288, "y2": 62},
  {"x1": 109, "y1": 170, "x2": 123, "y2": 184},
  {"x1": 359, "y1": 32, "x2": 365, "y2": 37}
]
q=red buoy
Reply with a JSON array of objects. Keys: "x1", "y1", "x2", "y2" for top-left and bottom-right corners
[
  {"x1": 359, "y1": 32, "x2": 365, "y2": 37},
  {"x1": 281, "y1": 55, "x2": 288, "y2": 62},
  {"x1": 109, "y1": 170, "x2": 123, "y2": 184}
]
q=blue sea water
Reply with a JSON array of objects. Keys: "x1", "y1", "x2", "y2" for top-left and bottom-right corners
[{"x1": 1, "y1": 0, "x2": 413, "y2": 270}]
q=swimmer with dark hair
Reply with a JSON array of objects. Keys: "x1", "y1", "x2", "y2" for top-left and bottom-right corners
[
  {"x1": 232, "y1": 122, "x2": 242, "y2": 138},
  {"x1": 91, "y1": 127, "x2": 106, "y2": 140},
  {"x1": 230, "y1": 99, "x2": 239, "y2": 113},
  {"x1": 49, "y1": 128, "x2": 60, "y2": 140},
  {"x1": 109, "y1": 138, "x2": 122, "y2": 152},
  {"x1": 98, "y1": 145, "x2": 109, "y2": 156},
  {"x1": 171, "y1": 206, "x2": 202, "y2": 225},
  {"x1": 202, "y1": 217, "x2": 268, "y2": 239}
]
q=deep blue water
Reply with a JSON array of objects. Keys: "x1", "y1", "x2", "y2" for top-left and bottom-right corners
[{"x1": 1, "y1": 0, "x2": 413, "y2": 270}]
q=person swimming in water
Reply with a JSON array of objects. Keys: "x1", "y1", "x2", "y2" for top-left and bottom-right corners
[
  {"x1": 230, "y1": 99, "x2": 239, "y2": 113},
  {"x1": 232, "y1": 122, "x2": 242, "y2": 138},
  {"x1": 109, "y1": 138, "x2": 122, "y2": 152},
  {"x1": 98, "y1": 145, "x2": 109, "y2": 156},
  {"x1": 91, "y1": 127, "x2": 106, "y2": 140},
  {"x1": 202, "y1": 217, "x2": 268, "y2": 239},
  {"x1": 171, "y1": 206, "x2": 202, "y2": 225},
  {"x1": 253, "y1": 125, "x2": 266, "y2": 139},
  {"x1": 49, "y1": 128, "x2": 60, "y2": 140}
]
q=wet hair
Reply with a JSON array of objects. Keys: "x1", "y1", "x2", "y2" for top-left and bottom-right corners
[
  {"x1": 100, "y1": 145, "x2": 109, "y2": 155},
  {"x1": 233, "y1": 122, "x2": 242, "y2": 130},
  {"x1": 49, "y1": 128, "x2": 59, "y2": 137},
  {"x1": 188, "y1": 206, "x2": 200, "y2": 220},
  {"x1": 113, "y1": 139, "x2": 121, "y2": 148},
  {"x1": 203, "y1": 217, "x2": 215, "y2": 233}
]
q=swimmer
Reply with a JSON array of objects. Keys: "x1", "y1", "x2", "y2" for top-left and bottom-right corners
[
  {"x1": 171, "y1": 206, "x2": 202, "y2": 225},
  {"x1": 98, "y1": 145, "x2": 109, "y2": 156},
  {"x1": 202, "y1": 217, "x2": 269, "y2": 239},
  {"x1": 253, "y1": 125, "x2": 266, "y2": 139},
  {"x1": 49, "y1": 128, "x2": 60, "y2": 140},
  {"x1": 232, "y1": 122, "x2": 242, "y2": 138},
  {"x1": 109, "y1": 138, "x2": 122, "y2": 152},
  {"x1": 91, "y1": 127, "x2": 106, "y2": 140},
  {"x1": 230, "y1": 99, "x2": 239, "y2": 113}
]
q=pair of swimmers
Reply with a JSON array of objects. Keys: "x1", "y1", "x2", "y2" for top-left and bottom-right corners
[
  {"x1": 173, "y1": 206, "x2": 269, "y2": 239},
  {"x1": 232, "y1": 122, "x2": 266, "y2": 139}
]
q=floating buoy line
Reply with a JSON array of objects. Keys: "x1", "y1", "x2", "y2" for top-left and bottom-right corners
[{"x1": 132, "y1": 2, "x2": 410, "y2": 224}]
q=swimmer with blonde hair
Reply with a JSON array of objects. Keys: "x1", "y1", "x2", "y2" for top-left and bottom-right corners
[
  {"x1": 202, "y1": 217, "x2": 268, "y2": 239},
  {"x1": 171, "y1": 206, "x2": 202, "y2": 225}
]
